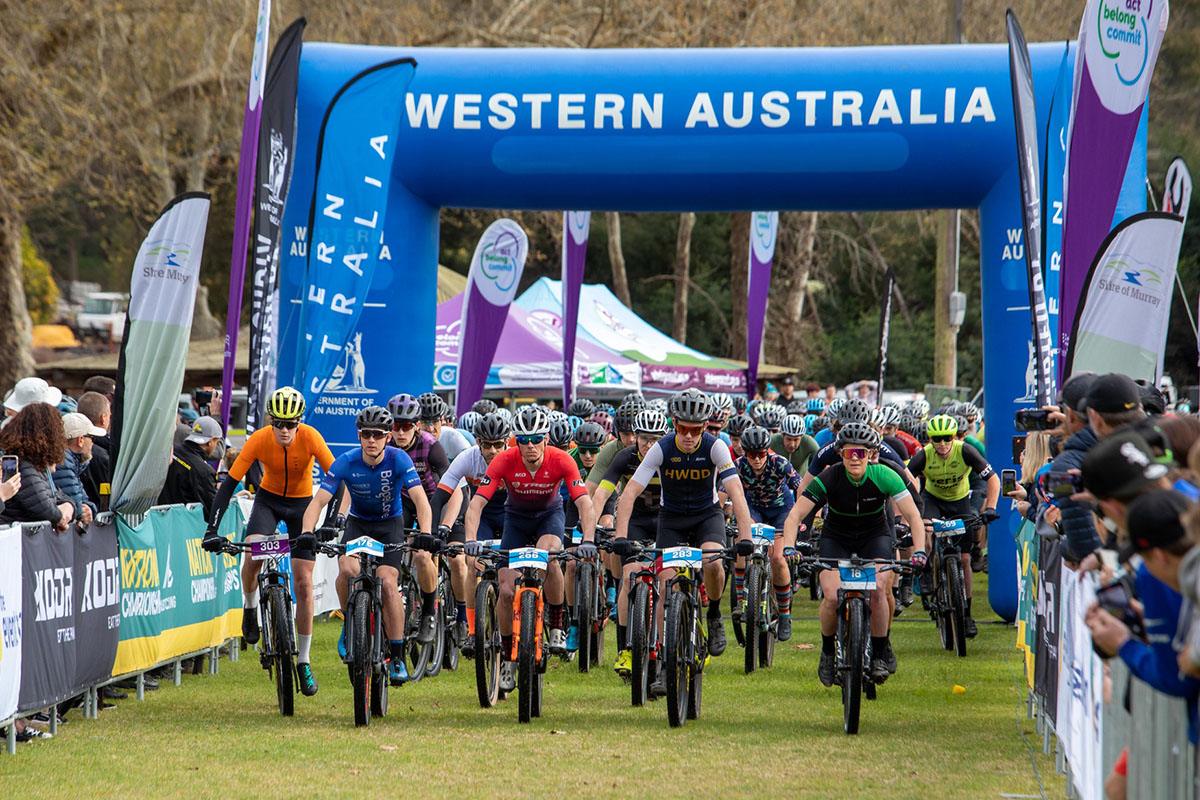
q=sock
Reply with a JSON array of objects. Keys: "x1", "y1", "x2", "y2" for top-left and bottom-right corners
[
  {"x1": 466, "y1": 606, "x2": 476, "y2": 636},
  {"x1": 707, "y1": 601, "x2": 722, "y2": 621},
  {"x1": 822, "y1": 634, "x2": 835, "y2": 655},
  {"x1": 243, "y1": 590, "x2": 259, "y2": 610},
  {"x1": 548, "y1": 603, "x2": 565, "y2": 629},
  {"x1": 733, "y1": 567, "x2": 746, "y2": 604},
  {"x1": 871, "y1": 636, "x2": 890, "y2": 657},
  {"x1": 774, "y1": 583, "x2": 792, "y2": 618},
  {"x1": 617, "y1": 624, "x2": 627, "y2": 649},
  {"x1": 297, "y1": 634, "x2": 312, "y2": 664},
  {"x1": 456, "y1": 601, "x2": 466, "y2": 623},
  {"x1": 421, "y1": 590, "x2": 437, "y2": 615},
  {"x1": 502, "y1": 635, "x2": 513, "y2": 660},
  {"x1": 389, "y1": 639, "x2": 405, "y2": 662}
]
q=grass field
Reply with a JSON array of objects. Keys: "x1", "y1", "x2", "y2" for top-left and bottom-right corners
[{"x1": 4, "y1": 575, "x2": 1061, "y2": 799}]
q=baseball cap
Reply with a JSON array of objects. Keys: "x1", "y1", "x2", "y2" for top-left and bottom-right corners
[
  {"x1": 1059, "y1": 372, "x2": 1097, "y2": 412},
  {"x1": 1085, "y1": 373, "x2": 1142, "y2": 415},
  {"x1": 1122, "y1": 489, "x2": 1189, "y2": 560},
  {"x1": 1081, "y1": 430, "x2": 1170, "y2": 502},
  {"x1": 186, "y1": 415, "x2": 223, "y2": 444},
  {"x1": 61, "y1": 411, "x2": 105, "y2": 439},
  {"x1": 4, "y1": 377, "x2": 63, "y2": 413}
]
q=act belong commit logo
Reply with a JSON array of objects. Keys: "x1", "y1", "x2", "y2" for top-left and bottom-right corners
[
  {"x1": 1087, "y1": 0, "x2": 1168, "y2": 112},
  {"x1": 470, "y1": 219, "x2": 528, "y2": 306}
]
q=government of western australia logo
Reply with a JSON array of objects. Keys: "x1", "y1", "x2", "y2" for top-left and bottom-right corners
[{"x1": 265, "y1": 128, "x2": 289, "y2": 206}]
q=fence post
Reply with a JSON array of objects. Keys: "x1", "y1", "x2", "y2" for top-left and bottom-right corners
[
  {"x1": 135, "y1": 672, "x2": 145, "y2": 701},
  {"x1": 6, "y1": 724, "x2": 14, "y2": 755}
]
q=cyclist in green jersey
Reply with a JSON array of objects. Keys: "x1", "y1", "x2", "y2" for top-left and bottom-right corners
[
  {"x1": 586, "y1": 402, "x2": 638, "y2": 500},
  {"x1": 770, "y1": 414, "x2": 820, "y2": 474}
]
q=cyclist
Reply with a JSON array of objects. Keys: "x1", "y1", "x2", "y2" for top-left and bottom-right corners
[
  {"x1": 472, "y1": 399, "x2": 498, "y2": 416},
  {"x1": 878, "y1": 405, "x2": 920, "y2": 458},
  {"x1": 725, "y1": 413, "x2": 754, "y2": 458},
  {"x1": 813, "y1": 398, "x2": 846, "y2": 447},
  {"x1": 418, "y1": 392, "x2": 470, "y2": 462},
  {"x1": 781, "y1": 422, "x2": 927, "y2": 684},
  {"x1": 906, "y1": 414, "x2": 1000, "y2": 636},
  {"x1": 462, "y1": 405, "x2": 597, "y2": 692},
  {"x1": 707, "y1": 393, "x2": 734, "y2": 443},
  {"x1": 593, "y1": 408, "x2": 668, "y2": 676},
  {"x1": 562, "y1": 420, "x2": 610, "y2": 653},
  {"x1": 734, "y1": 425, "x2": 802, "y2": 641},
  {"x1": 567, "y1": 398, "x2": 596, "y2": 420},
  {"x1": 611, "y1": 388, "x2": 755, "y2": 689},
  {"x1": 798, "y1": 399, "x2": 915, "y2": 493},
  {"x1": 770, "y1": 413, "x2": 820, "y2": 475},
  {"x1": 586, "y1": 402, "x2": 639, "y2": 496},
  {"x1": 205, "y1": 386, "x2": 334, "y2": 697},
  {"x1": 301, "y1": 406, "x2": 433, "y2": 685},
  {"x1": 457, "y1": 411, "x2": 482, "y2": 445}
]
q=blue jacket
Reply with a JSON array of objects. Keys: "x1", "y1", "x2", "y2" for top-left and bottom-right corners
[
  {"x1": 1048, "y1": 426, "x2": 1101, "y2": 561},
  {"x1": 53, "y1": 449, "x2": 96, "y2": 517},
  {"x1": 1118, "y1": 564, "x2": 1200, "y2": 743}
]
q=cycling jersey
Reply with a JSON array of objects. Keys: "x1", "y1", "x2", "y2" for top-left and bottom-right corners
[
  {"x1": 806, "y1": 439, "x2": 907, "y2": 477},
  {"x1": 320, "y1": 446, "x2": 422, "y2": 522},
  {"x1": 769, "y1": 432, "x2": 820, "y2": 474},
  {"x1": 439, "y1": 426, "x2": 471, "y2": 462},
  {"x1": 630, "y1": 432, "x2": 737, "y2": 515},
  {"x1": 586, "y1": 437, "x2": 626, "y2": 488},
  {"x1": 736, "y1": 453, "x2": 801, "y2": 509},
  {"x1": 227, "y1": 424, "x2": 335, "y2": 498},
  {"x1": 908, "y1": 441, "x2": 994, "y2": 502},
  {"x1": 438, "y1": 446, "x2": 506, "y2": 500},
  {"x1": 802, "y1": 463, "x2": 910, "y2": 539},
  {"x1": 890, "y1": 430, "x2": 922, "y2": 459},
  {"x1": 476, "y1": 446, "x2": 587, "y2": 513},
  {"x1": 814, "y1": 427, "x2": 835, "y2": 448},
  {"x1": 397, "y1": 430, "x2": 448, "y2": 496},
  {"x1": 598, "y1": 445, "x2": 662, "y2": 518}
]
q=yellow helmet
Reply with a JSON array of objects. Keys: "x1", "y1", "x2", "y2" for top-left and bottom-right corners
[
  {"x1": 926, "y1": 414, "x2": 958, "y2": 438},
  {"x1": 268, "y1": 386, "x2": 305, "y2": 421}
]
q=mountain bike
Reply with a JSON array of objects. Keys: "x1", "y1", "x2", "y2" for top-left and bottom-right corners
[
  {"x1": 742, "y1": 523, "x2": 778, "y2": 674},
  {"x1": 567, "y1": 527, "x2": 611, "y2": 672},
  {"x1": 397, "y1": 540, "x2": 440, "y2": 684},
  {"x1": 508, "y1": 547, "x2": 573, "y2": 723},
  {"x1": 621, "y1": 542, "x2": 663, "y2": 707},
  {"x1": 425, "y1": 540, "x2": 460, "y2": 678},
  {"x1": 660, "y1": 546, "x2": 732, "y2": 728},
  {"x1": 463, "y1": 540, "x2": 506, "y2": 708},
  {"x1": 924, "y1": 515, "x2": 979, "y2": 658},
  {"x1": 221, "y1": 536, "x2": 297, "y2": 716}
]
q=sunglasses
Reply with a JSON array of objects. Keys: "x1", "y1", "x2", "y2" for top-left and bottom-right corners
[
  {"x1": 706, "y1": 425, "x2": 724, "y2": 434},
  {"x1": 515, "y1": 434, "x2": 545, "y2": 445},
  {"x1": 272, "y1": 420, "x2": 299, "y2": 430},
  {"x1": 745, "y1": 449, "x2": 768, "y2": 459},
  {"x1": 841, "y1": 447, "x2": 869, "y2": 460},
  {"x1": 359, "y1": 429, "x2": 388, "y2": 440},
  {"x1": 393, "y1": 421, "x2": 417, "y2": 432},
  {"x1": 577, "y1": 446, "x2": 600, "y2": 455},
  {"x1": 676, "y1": 424, "x2": 705, "y2": 437},
  {"x1": 931, "y1": 435, "x2": 954, "y2": 444},
  {"x1": 479, "y1": 440, "x2": 507, "y2": 450}
]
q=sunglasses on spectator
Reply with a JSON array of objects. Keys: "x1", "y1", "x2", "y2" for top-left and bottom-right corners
[
  {"x1": 930, "y1": 435, "x2": 954, "y2": 444},
  {"x1": 272, "y1": 420, "x2": 299, "y2": 430},
  {"x1": 393, "y1": 421, "x2": 417, "y2": 432},
  {"x1": 745, "y1": 449, "x2": 768, "y2": 459},
  {"x1": 840, "y1": 447, "x2": 869, "y2": 461},
  {"x1": 359, "y1": 429, "x2": 388, "y2": 440},
  {"x1": 676, "y1": 423, "x2": 705, "y2": 436},
  {"x1": 515, "y1": 434, "x2": 545, "y2": 445}
]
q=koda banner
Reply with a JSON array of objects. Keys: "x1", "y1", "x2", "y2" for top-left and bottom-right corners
[
  {"x1": 247, "y1": 17, "x2": 306, "y2": 436},
  {"x1": 110, "y1": 193, "x2": 211, "y2": 515},
  {"x1": 455, "y1": 218, "x2": 529, "y2": 415},
  {"x1": 1058, "y1": 0, "x2": 1168, "y2": 373},
  {"x1": 745, "y1": 210, "x2": 779, "y2": 399},
  {"x1": 18, "y1": 521, "x2": 120, "y2": 713},
  {"x1": 561, "y1": 211, "x2": 590, "y2": 407},
  {"x1": 0, "y1": 524, "x2": 22, "y2": 721}
]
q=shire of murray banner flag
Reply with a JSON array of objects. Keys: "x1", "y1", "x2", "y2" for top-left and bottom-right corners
[
  {"x1": 876, "y1": 268, "x2": 895, "y2": 398},
  {"x1": 456, "y1": 219, "x2": 529, "y2": 415},
  {"x1": 1007, "y1": 10, "x2": 1056, "y2": 407},
  {"x1": 221, "y1": 0, "x2": 272, "y2": 433},
  {"x1": 247, "y1": 17, "x2": 306, "y2": 436},
  {"x1": 110, "y1": 193, "x2": 211, "y2": 515},
  {"x1": 1065, "y1": 211, "x2": 1184, "y2": 382},
  {"x1": 1058, "y1": 0, "x2": 1169, "y2": 376},
  {"x1": 561, "y1": 211, "x2": 591, "y2": 407},
  {"x1": 745, "y1": 211, "x2": 779, "y2": 399},
  {"x1": 296, "y1": 58, "x2": 417, "y2": 434}
]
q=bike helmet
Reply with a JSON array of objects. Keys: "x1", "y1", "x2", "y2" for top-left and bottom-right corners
[
  {"x1": 837, "y1": 421, "x2": 882, "y2": 449},
  {"x1": 633, "y1": 409, "x2": 669, "y2": 436},
  {"x1": 512, "y1": 405, "x2": 551, "y2": 436},
  {"x1": 474, "y1": 412, "x2": 511, "y2": 442},
  {"x1": 268, "y1": 386, "x2": 305, "y2": 420},
  {"x1": 457, "y1": 411, "x2": 482, "y2": 434},
  {"x1": 566, "y1": 415, "x2": 584, "y2": 434},
  {"x1": 725, "y1": 413, "x2": 754, "y2": 438},
  {"x1": 909, "y1": 399, "x2": 931, "y2": 418},
  {"x1": 809, "y1": 415, "x2": 830, "y2": 434},
  {"x1": 785, "y1": 399, "x2": 808, "y2": 416},
  {"x1": 741, "y1": 426, "x2": 772, "y2": 452},
  {"x1": 494, "y1": 407, "x2": 513, "y2": 424},
  {"x1": 803, "y1": 413, "x2": 818, "y2": 432},
  {"x1": 417, "y1": 391, "x2": 448, "y2": 422},
  {"x1": 926, "y1": 414, "x2": 958, "y2": 438},
  {"x1": 758, "y1": 405, "x2": 786, "y2": 431},
  {"x1": 356, "y1": 405, "x2": 393, "y2": 431},
  {"x1": 567, "y1": 398, "x2": 596, "y2": 419},
  {"x1": 839, "y1": 398, "x2": 873, "y2": 424},
  {"x1": 614, "y1": 403, "x2": 640, "y2": 434},
  {"x1": 622, "y1": 391, "x2": 645, "y2": 406},
  {"x1": 668, "y1": 388, "x2": 714, "y2": 424},
  {"x1": 387, "y1": 393, "x2": 421, "y2": 422},
  {"x1": 591, "y1": 410, "x2": 613, "y2": 434},
  {"x1": 953, "y1": 415, "x2": 969, "y2": 435},
  {"x1": 472, "y1": 398, "x2": 498, "y2": 416},
  {"x1": 548, "y1": 410, "x2": 568, "y2": 424},
  {"x1": 596, "y1": 403, "x2": 616, "y2": 418},
  {"x1": 780, "y1": 414, "x2": 807, "y2": 437},
  {"x1": 961, "y1": 402, "x2": 980, "y2": 421},
  {"x1": 731, "y1": 395, "x2": 749, "y2": 414},
  {"x1": 647, "y1": 398, "x2": 669, "y2": 414},
  {"x1": 709, "y1": 392, "x2": 734, "y2": 417},
  {"x1": 876, "y1": 405, "x2": 901, "y2": 427},
  {"x1": 805, "y1": 397, "x2": 826, "y2": 414},
  {"x1": 826, "y1": 398, "x2": 846, "y2": 419},
  {"x1": 548, "y1": 418, "x2": 574, "y2": 448},
  {"x1": 574, "y1": 421, "x2": 608, "y2": 450}
]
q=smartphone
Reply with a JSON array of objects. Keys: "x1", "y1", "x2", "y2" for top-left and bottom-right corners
[
  {"x1": 1014, "y1": 409, "x2": 1055, "y2": 432},
  {"x1": 1043, "y1": 470, "x2": 1083, "y2": 499},
  {"x1": 1012, "y1": 435, "x2": 1027, "y2": 464},
  {"x1": 1001, "y1": 469, "x2": 1018, "y2": 495},
  {"x1": 1, "y1": 455, "x2": 16, "y2": 482},
  {"x1": 1096, "y1": 579, "x2": 1147, "y2": 640}
]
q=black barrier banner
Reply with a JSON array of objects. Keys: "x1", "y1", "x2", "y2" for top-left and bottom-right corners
[
  {"x1": 1034, "y1": 534, "x2": 1061, "y2": 724},
  {"x1": 19, "y1": 521, "x2": 120, "y2": 712}
]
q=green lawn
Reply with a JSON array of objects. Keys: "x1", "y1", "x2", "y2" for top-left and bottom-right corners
[{"x1": 5, "y1": 577, "x2": 1061, "y2": 799}]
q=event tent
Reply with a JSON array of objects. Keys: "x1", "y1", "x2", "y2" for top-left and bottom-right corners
[
  {"x1": 434, "y1": 292, "x2": 639, "y2": 396},
  {"x1": 516, "y1": 278, "x2": 749, "y2": 395}
]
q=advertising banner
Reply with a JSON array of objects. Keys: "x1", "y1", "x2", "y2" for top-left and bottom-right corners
[
  {"x1": 1058, "y1": 0, "x2": 1169, "y2": 371},
  {"x1": 0, "y1": 524, "x2": 22, "y2": 721},
  {"x1": 1057, "y1": 566, "x2": 1104, "y2": 800},
  {"x1": 876, "y1": 268, "x2": 895, "y2": 400},
  {"x1": 1034, "y1": 534, "x2": 1062, "y2": 724},
  {"x1": 1014, "y1": 518, "x2": 1039, "y2": 688},
  {"x1": 455, "y1": 218, "x2": 530, "y2": 415},
  {"x1": 247, "y1": 17, "x2": 306, "y2": 436},
  {"x1": 1043, "y1": 44, "x2": 1071, "y2": 351},
  {"x1": 561, "y1": 211, "x2": 591, "y2": 406},
  {"x1": 745, "y1": 210, "x2": 779, "y2": 398},
  {"x1": 110, "y1": 193, "x2": 211, "y2": 515},
  {"x1": 1066, "y1": 212, "x2": 1184, "y2": 382},
  {"x1": 112, "y1": 504, "x2": 244, "y2": 676}
]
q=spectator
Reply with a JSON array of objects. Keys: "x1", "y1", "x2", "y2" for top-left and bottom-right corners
[
  {"x1": 804, "y1": 382, "x2": 821, "y2": 400},
  {"x1": 1008, "y1": 430, "x2": 1052, "y2": 521},
  {"x1": 82, "y1": 375, "x2": 116, "y2": 405},
  {"x1": 2, "y1": 376, "x2": 63, "y2": 424},
  {"x1": 175, "y1": 407, "x2": 199, "y2": 448},
  {"x1": 777, "y1": 376, "x2": 796, "y2": 404},
  {"x1": 1153, "y1": 414, "x2": 1200, "y2": 470},
  {"x1": 1085, "y1": 373, "x2": 1147, "y2": 439},
  {"x1": 77, "y1": 391, "x2": 112, "y2": 509},
  {"x1": 0, "y1": 469, "x2": 19, "y2": 518},
  {"x1": 54, "y1": 412, "x2": 102, "y2": 527},
  {"x1": 1045, "y1": 372, "x2": 1100, "y2": 562},
  {"x1": 824, "y1": 383, "x2": 838, "y2": 403},
  {"x1": 158, "y1": 416, "x2": 221, "y2": 520},
  {"x1": 1081, "y1": 430, "x2": 1171, "y2": 534},
  {"x1": 0, "y1": 403, "x2": 74, "y2": 529}
]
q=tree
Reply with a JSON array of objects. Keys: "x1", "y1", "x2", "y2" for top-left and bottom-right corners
[
  {"x1": 605, "y1": 212, "x2": 633, "y2": 307},
  {"x1": 672, "y1": 212, "x2": 696, "y2": 343},
  {"x1": 21, "y1": 228, "x2": 58, "y2": 325}
]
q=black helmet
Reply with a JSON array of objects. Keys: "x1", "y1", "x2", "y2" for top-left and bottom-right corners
[
  {"x1": 472, "y1": 398, "x2": 498, "y2": 416},
  {"x1": 622, "y1": 391, "x2": 645, "y2": 406},
  {"x1": 356, "y1": 405, "x2": 393, "y2": 431},
  {"x1": 837, "y1": 421, "x2": 882, "y2": 449},
  {"x1": 741, "y1": 426, "x2": 772, "y2": 452},
  {"x1": 418, "y1": 392, "x2": 448, "y2": 422},
  {"x1": 785, "y1": 399, "x2": 808, "y2": 416},
  {"x1": 387, "y1": 393, "x2": 421, "y2": 422},
  {"x1": 669, "y1": 388, "x2": 714, "y2": 424},
  {"x1": 614, "y1": 403, "x2": 640, "y2": 434},
  {"x1": 475, "y1": 412, "x2": 511, "y2": 442},
  {"x1": 732, "y1": 395, "x2": 749, "y2": 414},
  {"x1": 574, "y1": 421, "x2": 607, "y2": 450},
  {"x1": 567, "y1": 398, "x2": 596, "y2": 418},
  {"x1": 548, "y1": 418, "x2": 574, "y2": 448},
  {"x1": 758, "y1": 404, "x2": 786, "y2": 431},
  {"x1": 839, "y1": 398, "x2": 873, "y2": 424},
  {"x1": 726, "y1": 414, "x2": 754, "y2": 437}
]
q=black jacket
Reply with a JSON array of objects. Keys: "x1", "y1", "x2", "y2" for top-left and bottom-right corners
[
  {"x1": 82, "y1": 436, "x2": 112, "y2": 510},
  {"x1": 158, "y1": 441, "x2": 217, "y2": 521},
  {"x1": 0, "y1": 461, "x2": 70, "y2": 526},
  {"x1": 1048, "y1": 426, "x2": 1102, "y2": 561}
]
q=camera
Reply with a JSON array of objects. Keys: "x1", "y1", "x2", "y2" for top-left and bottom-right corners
[{"x1": 1014, "y1": 408, "x2": 1055, "y2": 432}]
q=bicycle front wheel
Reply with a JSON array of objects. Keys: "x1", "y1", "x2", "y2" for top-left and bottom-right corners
[
  {"x1": 630, "y1": 581, "x2": 651, "y2": 706},
  {"x1": 758, "y1": 580, "x2": 777, "y2": 669},
  {"x1": 474, "y1": 580, "x2": 500, "y2": 708},
  {"x1": 576, "y1": 561, "x2": 595, "y2": 673},
  {"x1": 350, "y1": 590, "x2": 372, "y2": 727},
  {"x1": 517, "y1": 590, "x2": 539, "y2": 724},
  {"x1": 743, "y1": 562, "x2": 764, "y2": 674},
  {"x1": 841, "y1": 596, "x2": 866, "y2": 735},
  {"x1": 403, "y1": 577, "x2": 431, "y2": 683},
  {"x1": 946, "y1": 557, "x2": 968, "y2": 658},
  {"x1": 266, "y1": 586, "x2": 295, "y2": 717},
  {"x1": 664, "y1": 590, "x2": 692, "y2": 728}
]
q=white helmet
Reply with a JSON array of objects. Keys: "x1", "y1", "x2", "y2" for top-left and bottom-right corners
[{"x1": 512, "y1": 405, "x2": 551, "y2": 436}]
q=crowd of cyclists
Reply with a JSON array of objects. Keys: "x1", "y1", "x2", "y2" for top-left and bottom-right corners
[{"x1": 199, "y1": 379, "x2": 1002, "y2": 717}]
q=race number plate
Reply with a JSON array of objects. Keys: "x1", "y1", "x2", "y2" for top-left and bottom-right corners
[
  {"x1": 661, "y1": 547, "x2": 703, "y2": 570},
  {"x1": 751, "y1": 524, "x2": 776, "y2": 545},
  {"x1": 570, "y1": 528, "x2": 584, "y2": 544},
  {"x1": 838, "y1": 562, "x2": 877, "y2": 591},
  {"x1": 933, "y1": 518, "x2": 967, "y2": 535},
  {"x1": 478, "y1": 539, "x2": 502, "y2": 551},
  {"x1": 249, "y1": 536, "x2": 290, "y2": 561},
  {"x1": 346, "y1": 536, "x2": 385, "y2": 558},
  {"x1": 508, "y1": 547, "x2": 550, "y2": 571}
]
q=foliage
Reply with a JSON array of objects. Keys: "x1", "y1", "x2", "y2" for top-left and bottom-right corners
[{"x1": 21, "y1": 226, "x2": 58, "y2": 324}]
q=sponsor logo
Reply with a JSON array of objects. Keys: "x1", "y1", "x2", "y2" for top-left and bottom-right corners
[
  {"x1": 526, "y1": 309, "x2": 564, "y2": 346},
  {"x1": 750, "y1": 211, "x2": 779, "y2": 264},
  {"x1": 80, "y1": 558, "x2": 119, "y2": 613},
  {"x1": 1096, "y1": 257, "x2": 1167, "y2": 307},
  {"x1": 664, "y1": 467, "x2": 713, "y2": 481},
  {"x1": 0, "y1": 592, "x2": 20, "y2": 661},
  {"x1": 702, "y1": 372, "x2": 744, "y2": 390},
  {"x1": 435, "y1": 364, "x2": 458, "y2": 387},
  {"x1": 33, "y1": 568, "x2": 72, "y2": 623},
  {"x1": 1088, "y1": 0, "x2": 1163, "y2": 113},
  {"x1": 646, "y1": 368, "x2": 690, "y2": 386},
  {"x1": 319, "y1": 331, "x2": 376, "y2": 397},
  {"x1": 566, "y1": 211, "x2": 591, "y2": 246},
  {"x1": 141, "y1": 240, "x2": 196, "y2": 286},
  {"x1": 264, "y1": 128, "x2": 290, "y2": 207},
  {"x1": 120, "y1": 546, "x2": 176, "y2": 618}
]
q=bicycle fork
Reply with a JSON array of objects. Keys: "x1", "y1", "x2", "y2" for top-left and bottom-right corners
[{"x1": 511, "y1": 585, "x2": 545, "y2": 662}]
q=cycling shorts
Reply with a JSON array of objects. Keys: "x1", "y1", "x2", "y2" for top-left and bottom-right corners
[
  {"x1": 565, "y1": 491, "x2": 615, "y2": 531},
  {"x1": 628, "y1": 514, "x2": 657, "y2": 544},
  {"x1": 921, "y1": 492, "x2": 974, "y2": 522},
  {"x1": 342, "y1": 515, "x2": 405, "y2": 571},
  {"x1": 749, "y1": 504, "x2": 791, "y2": 530},
  {"x1": 817, "y1": 531, "x2": 895, "y2": 566},
  {"x1": 500, "y1": 505, "x2": 566, "y2": 553},
  {"x1": 246, "y1": 490, "x2": 314, "y2": 561},
  {"x1": 656, "y1": 505, "x2": 726, "y2": 549},
  {"x1": 453, "y1": 504, "x2": 505, "y2": 545}
]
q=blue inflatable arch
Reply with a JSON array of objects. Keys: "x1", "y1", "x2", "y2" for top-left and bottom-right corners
[{"x1": 278, "y1": 44, "x2": 1148, "y2": 621}]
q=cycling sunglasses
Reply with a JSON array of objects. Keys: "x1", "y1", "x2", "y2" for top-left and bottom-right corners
[
  {"x1": 392, "y1": 420, "x2": 417, "y2": 432},
  {"x1": 840, "y1": 447, "x2": 869, "y2": 461},
  {"x1": 576, "y1": 446, "x2": 600, "y2": 455},
  {"x1": 745, "y1": 449, "x2": 768, "y2": 458},
  {"x1": 515, "y1": 434, "x2": 545, "y2": 445},
  {"x1": 930, "y1": 435, "x2": 954, "y2": 443},
  {"x1": 359, "y1": 429, "x2": 388, "y2": 440},
  {"x1": 479, "y1": 439, "x2": 507, "y2": 450},
  {"x1": 675, "y1": 423, "x2": 705, "y2": 436},
  {"x1": 271, "y1": 419, "x2": 299, "y2": 430}
]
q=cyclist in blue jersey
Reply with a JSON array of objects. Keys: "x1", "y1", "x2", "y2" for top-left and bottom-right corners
[{"x1": 301, "y1": 406, "x2": 434, "y2": 685}]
